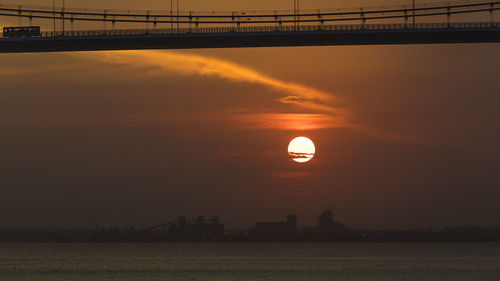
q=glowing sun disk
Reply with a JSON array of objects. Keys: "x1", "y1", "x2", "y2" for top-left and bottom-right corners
[{"x1": 288, "y1": 137, "x2": 315, "y2": 163}]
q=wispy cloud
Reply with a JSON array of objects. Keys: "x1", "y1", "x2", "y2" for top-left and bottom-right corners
[
  {"x1": 289, "y1": 152, "x2": 315, "y2": 159},
  {"x1": 0, "y1": 67, "x2": 31, "y2": 76},
  {"x1": 208, "y1": 112, "x2": 351, "y2": 131},
  {"x1": 272, "y1": 171, "x2": 316, "y2": 179},
  {"x1": 75, "y1": 50, "x2": 415, "y2": 143},
  {"x1": 0, "y1": 57, "x2": 86, "y2": 76},
  {"x1": 83, "y1": 50, "x2": 346, "y2": 115}
]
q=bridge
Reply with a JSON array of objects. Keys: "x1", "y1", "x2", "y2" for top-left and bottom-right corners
[{"x1": 0, "y1": 0, "x2": 499, "y2": 53}]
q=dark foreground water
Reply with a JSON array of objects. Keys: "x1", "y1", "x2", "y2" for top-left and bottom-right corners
[{"x1": 0, "y1": 243, "x2": 499, "y2": 281}]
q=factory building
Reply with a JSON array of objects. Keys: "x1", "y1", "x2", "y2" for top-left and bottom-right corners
[
  {"x1": 302, "y1": 209, "x2": 352, "y2": 241},
  {"x1": 251, "y1": 215, "x2": 298, "y2": 241},
  {"x1": 143, "y1": 215, "x2": 225, "y2": 241}
]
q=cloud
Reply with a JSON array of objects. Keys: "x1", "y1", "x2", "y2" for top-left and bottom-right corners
[
  {"x1": 71, "y1": 50, "x2": 414, "y2": 142},
  {"x1": 289, "y1": 152, "x2": 314, "y2": 159},
  {"x1": 82, "y1": 50, "x2": 346, "y2": 115},
  {"x1": 0, "y1": 57, "x2": 85, "y2": 76},
  {"x1": 272, "y1": 171, "x2": 316, "y2": 179},
  {"x1": 225, "y1": 112, "x2": 350, "y2": 131},
  {"x1": 0, "y1": 67, "x2": 31, "y2": 76}
]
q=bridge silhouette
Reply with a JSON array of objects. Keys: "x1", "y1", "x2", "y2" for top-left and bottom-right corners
[{"x1": 0, "y1": 0, "x2": 498, "y2": 53}]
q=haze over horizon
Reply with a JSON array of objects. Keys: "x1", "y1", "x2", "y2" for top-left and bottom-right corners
[{"x1": 0, "y1": 0, "x2": 499, "y2": 231}]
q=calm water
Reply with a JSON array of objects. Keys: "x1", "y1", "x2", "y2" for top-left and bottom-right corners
[{"x1": 0, "y1": 243, "x2": 499, "y2": 281}]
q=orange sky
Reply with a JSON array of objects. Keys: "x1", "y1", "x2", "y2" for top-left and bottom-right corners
[{"x1": 0, "y1": 0, "x2": 499, "y2": 230}]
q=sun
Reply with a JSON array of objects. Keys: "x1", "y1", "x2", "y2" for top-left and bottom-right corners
[{"x1": 288, "y1": 137, "x2": 315, "y2": 163}]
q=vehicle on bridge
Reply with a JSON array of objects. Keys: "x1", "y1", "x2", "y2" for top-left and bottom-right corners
[{"x1": 2, "y1": 26, "x2": 41, "y2": 38}]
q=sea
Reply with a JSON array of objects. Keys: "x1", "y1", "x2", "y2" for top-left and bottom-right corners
[{"x1": 0, "y1": 243, "x2": 499, "y2": 281}]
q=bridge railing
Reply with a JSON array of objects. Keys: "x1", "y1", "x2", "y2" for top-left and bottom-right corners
[
  {"x1": 0, "y1": 0, "x2": 498, "y2": 27},
  {"x1": 33, "y1": 22, "x2": 499, "y2": 38},
  {"x1": 1, "y1": 22, "x2": 498, "y2": 38}
]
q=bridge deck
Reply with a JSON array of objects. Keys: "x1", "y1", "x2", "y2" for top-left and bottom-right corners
[{"x1": 1, "y1": 23, "x2": 499, "y2": 53}]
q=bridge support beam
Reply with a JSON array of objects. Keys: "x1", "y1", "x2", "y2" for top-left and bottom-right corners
[{"x1": 1, "y1": 28, "x2": 499, "y2": 53}]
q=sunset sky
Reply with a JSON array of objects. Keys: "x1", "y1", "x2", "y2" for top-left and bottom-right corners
[{"x1": 0, "y1": 0, "x2": 499, "y2": 230}]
